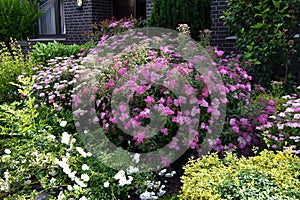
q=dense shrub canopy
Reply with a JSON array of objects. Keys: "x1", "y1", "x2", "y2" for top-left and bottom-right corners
[
  {"x1": 222, "y1": 0, "x2": 300, "y2": 89},
  {"x1": 148, "y1": 0, "x2": 212, "y2": 40},
  {"x1": 0, "y1": 0, "x2": 42, "y2": 44}
]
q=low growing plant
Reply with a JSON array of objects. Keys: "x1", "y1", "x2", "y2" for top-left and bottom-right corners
[{"x1": 180, "y1": 150, "x2": 300, "y2": 199}]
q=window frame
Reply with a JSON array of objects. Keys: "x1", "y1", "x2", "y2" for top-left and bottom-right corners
[{"x1": 37, "y1": 0, "x2": 66, "y2": 38}]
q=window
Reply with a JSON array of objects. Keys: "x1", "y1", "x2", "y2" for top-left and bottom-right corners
[{"x1": 38, "y1": 0, "x2": 65, "y2": 36}]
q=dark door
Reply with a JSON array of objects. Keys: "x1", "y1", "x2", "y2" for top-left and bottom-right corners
[{"x1": 113, "y1": 0, "x2": 146, "y2": 19}]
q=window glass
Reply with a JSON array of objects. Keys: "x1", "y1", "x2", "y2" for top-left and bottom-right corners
[{"x1": 38, "y1": 0, "x2": 65, "y2": 35}]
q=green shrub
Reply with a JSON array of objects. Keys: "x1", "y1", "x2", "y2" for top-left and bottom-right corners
[
  {"x1": 180, "y1": 150, "x2": 300, "y2": 199},
  {"x1": 0, "y1": 41, "x2": 34, "y2": 103},
  {"x1": 30, "y1": 41, "x2": 93, "y2": 65},
  {"x1": 148, "y1": 0, "x2": 211, "y2": 40},
  {"x1": 221, "y1": 0, "x2": 300, "y2": 89},
  {"x1": 0, "y1": 0, "x2": 41, "y2": 44}
]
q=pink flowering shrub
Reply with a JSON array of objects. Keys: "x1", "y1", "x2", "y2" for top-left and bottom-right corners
[
  {"x1": 84, "y1": 16, "x2": 147, "y2": 43},
  {"x1": 71, "y1": 29, "x2": 260, "y2": 160}
]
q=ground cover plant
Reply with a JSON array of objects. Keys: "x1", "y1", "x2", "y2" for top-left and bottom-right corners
[{"x1": 0, "y1": 16, "x2": 299, "y2": 200}]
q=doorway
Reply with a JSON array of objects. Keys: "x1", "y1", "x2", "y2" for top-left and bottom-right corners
[{"x1": 113, "y1": 0, "x2": 146, "y2": 19}]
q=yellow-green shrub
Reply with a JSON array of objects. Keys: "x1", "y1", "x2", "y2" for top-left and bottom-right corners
[
  {"x1": 180, "y1": 150, "x2": 300, "y2": 200},
  {"x1": 0, "y1": 41, "x2": 34, "y2": 103}
]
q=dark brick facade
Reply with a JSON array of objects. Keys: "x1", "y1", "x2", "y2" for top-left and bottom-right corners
[
  {"x1": 40, "y1": 0, "x2": 236, "y2": 52},
  {"x1": 210, "y1": 0, "x2": 236, "y2": 52},
  {"x1": 63, "y1": 0, "x2": 112, "y2": 44}
]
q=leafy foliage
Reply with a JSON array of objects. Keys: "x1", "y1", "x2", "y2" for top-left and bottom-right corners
[
  {"x1": 148, "y1": 0, "x2": 211, "y2": 40},
  {"x1": 221, "y1": 0, "x2": 300, "y2": 89},
  {"x1": 0, "y1": 41, "x2": 34, "y2": 103},
  {"x1": 30, "y1": 41, "x2": 93, "y2": 65},
  {"x1": 0, "y1": 0, "x2": 42, "y2": 44},
  {"x1": 180, "y1": 150, "x2": 300, "y2": 199}
]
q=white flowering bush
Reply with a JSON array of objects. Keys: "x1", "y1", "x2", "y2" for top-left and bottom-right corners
[{"x1": 0, "y1": 76, "x2": 160, "y2": 199}]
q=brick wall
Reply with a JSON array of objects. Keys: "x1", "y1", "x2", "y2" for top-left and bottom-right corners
[
  {"x1": 64, "y1": 0, "x2": 113, "y2": 44},
  {"x1": 63, "y1": 0, "x2": 236, "y2": 51},
  {"x1": 210, "y1": 0, "x2": 236, "y2": 53},
  {"x1": 64, "y1": 0, "x2": 94, "y2": 44},
  {"x1": 92, "y1": 0, "x2": 113, "y2": 23}
]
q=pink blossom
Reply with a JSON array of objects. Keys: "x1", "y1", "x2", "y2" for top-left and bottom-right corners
[
  {"x1": 118, "y1": 68, "x2": 127, "y2": 76},
  {"x1": 229, "y1": 118, "x2": 236, "y2": 126},
  {"x1": 160, "y1": 128, "x2": 168, "y2": 136},
  {"x1": 232, "y1": 126, "x2": 240, "y2": 133},
  {"x1": 161, "y1": 157, "x2": 170, "y2": 167},
  {"x1": 214, "y1": 49, "x2": 224, "y2": 57},
  {"x1": 133, "y1": 132, "x2": 145, "y2": 145},
  {"x1": 109, "y1": 22, "x2": 118, "y2": 27},
  {"x1": 145, "y1": 96, "x2": 155, "y2": 106}
]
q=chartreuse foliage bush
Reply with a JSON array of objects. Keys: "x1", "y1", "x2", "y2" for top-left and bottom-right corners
[
  {"x1": 0, "y1": 41, "x2": 34, "y2": 103},
  {"x1": 221, "y1": 0, "x2": 300, "y2": 89},
  {"x1": 180, "y1": 150, "x2": 300, "y2": 200},
  {"x1": 0, "y1": 0, "x2": 42, "y2": 44},
  {"x1": 148, "y1": 0, "x2": 211, "y2": 40}
]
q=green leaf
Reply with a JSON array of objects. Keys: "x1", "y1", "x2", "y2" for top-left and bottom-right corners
[
  {"x1": 272, "y1": 0, "x2": 280, "y2": 8},
  {"x1": 251, "y1": 23, "x2": 264, "y2": 29}
]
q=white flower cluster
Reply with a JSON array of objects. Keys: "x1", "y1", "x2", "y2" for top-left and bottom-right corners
[
  {"x1": 141, "y1": 180, "x2": 166, "y2": 200},
  {"x1": 55, "y1": 157, "x2": 89, "y2": 188},
  {"x1": 139, "y1": 191, "x2": 159, "y2": 200},
  {"x1": 158, "y1": 168, "x2": 176, "y2": 178},
  {"x1": 0, "y1": 171, "x2": 10, "y2": 191},
  {"x1": 114, "y1": 170, "x2": 133, "y2": 186}
]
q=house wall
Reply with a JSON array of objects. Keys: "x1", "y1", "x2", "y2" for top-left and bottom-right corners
[
  {"x1": 210, "y1": 0, "x2": 236, "y2": 52},
  {"x1": 64, "y1": 0, "x2": 112, "y2": 44},
  {"x1": 145, "y1": 0, "x2": 236, "y2": 53}
]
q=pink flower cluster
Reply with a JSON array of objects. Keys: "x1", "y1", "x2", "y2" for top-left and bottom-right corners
[
  {"x1": 32, "y1": 55, "x2": 83, "y2": 111},
  {"x1": 256, "y1": 92, "x2": 300, "y2": 154}
]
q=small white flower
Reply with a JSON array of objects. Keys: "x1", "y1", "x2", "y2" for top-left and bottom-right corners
[
  {"x1": 104, "y1": 181, "x2": 110, "y2": 188},
  {"x1": 82, "y1": 164, "x2": 89, "y2": 171},
  {"x1": 158, "y1": 169, "x2": 167, "y2": 176},
  {"x1": 76, "y1": 147, "x2": 87, "y2": 158},
  {"x1": 67, "y1": 171, "x2": 77, "y2": 181},
  {"x1": 73, "y1": 184, "x2": 79, "y2": 190},
  {"x1": 127, "y1": 166, "x2": 139, "y2": 174},
  {"x1": 57, "y1": 191, "x2": 65, "y2": 200},
  {"x1": 81, "y1": 173, "x2": 90, "y2": 182},
  {"x1": 133, "y1": 153, "x2": 140, "y2": 163},
  {"x1": 67, "y1": 185, "x2": 73, "y2": 191},
  {"x1": 75, "y1": 177, "x2": 87, "y2": 187},
  {"x1": 86, "y1": 152, "x2": 92, "y2": 157},
  {"x1": 114, "y1": 170, "x2": 125, "y2": 180},
  {"x1": 49, "y1": 168, "x2": 57, "y2": 176},
  {"x1": 79, "y1": 196, "x2": 88, "y2": 200},
  {"x1": 4, "y1": 171, "x2": 10, "y2": 179},
  {"x1": 60, "y1": 120, "x2": 67, "y2": 127},
  {"x1": 61, "y1": 132, "x2": 71, "y2": 145},
  {"x1": 4, "y1": 149, "x2": 11, "y2": 154}
]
